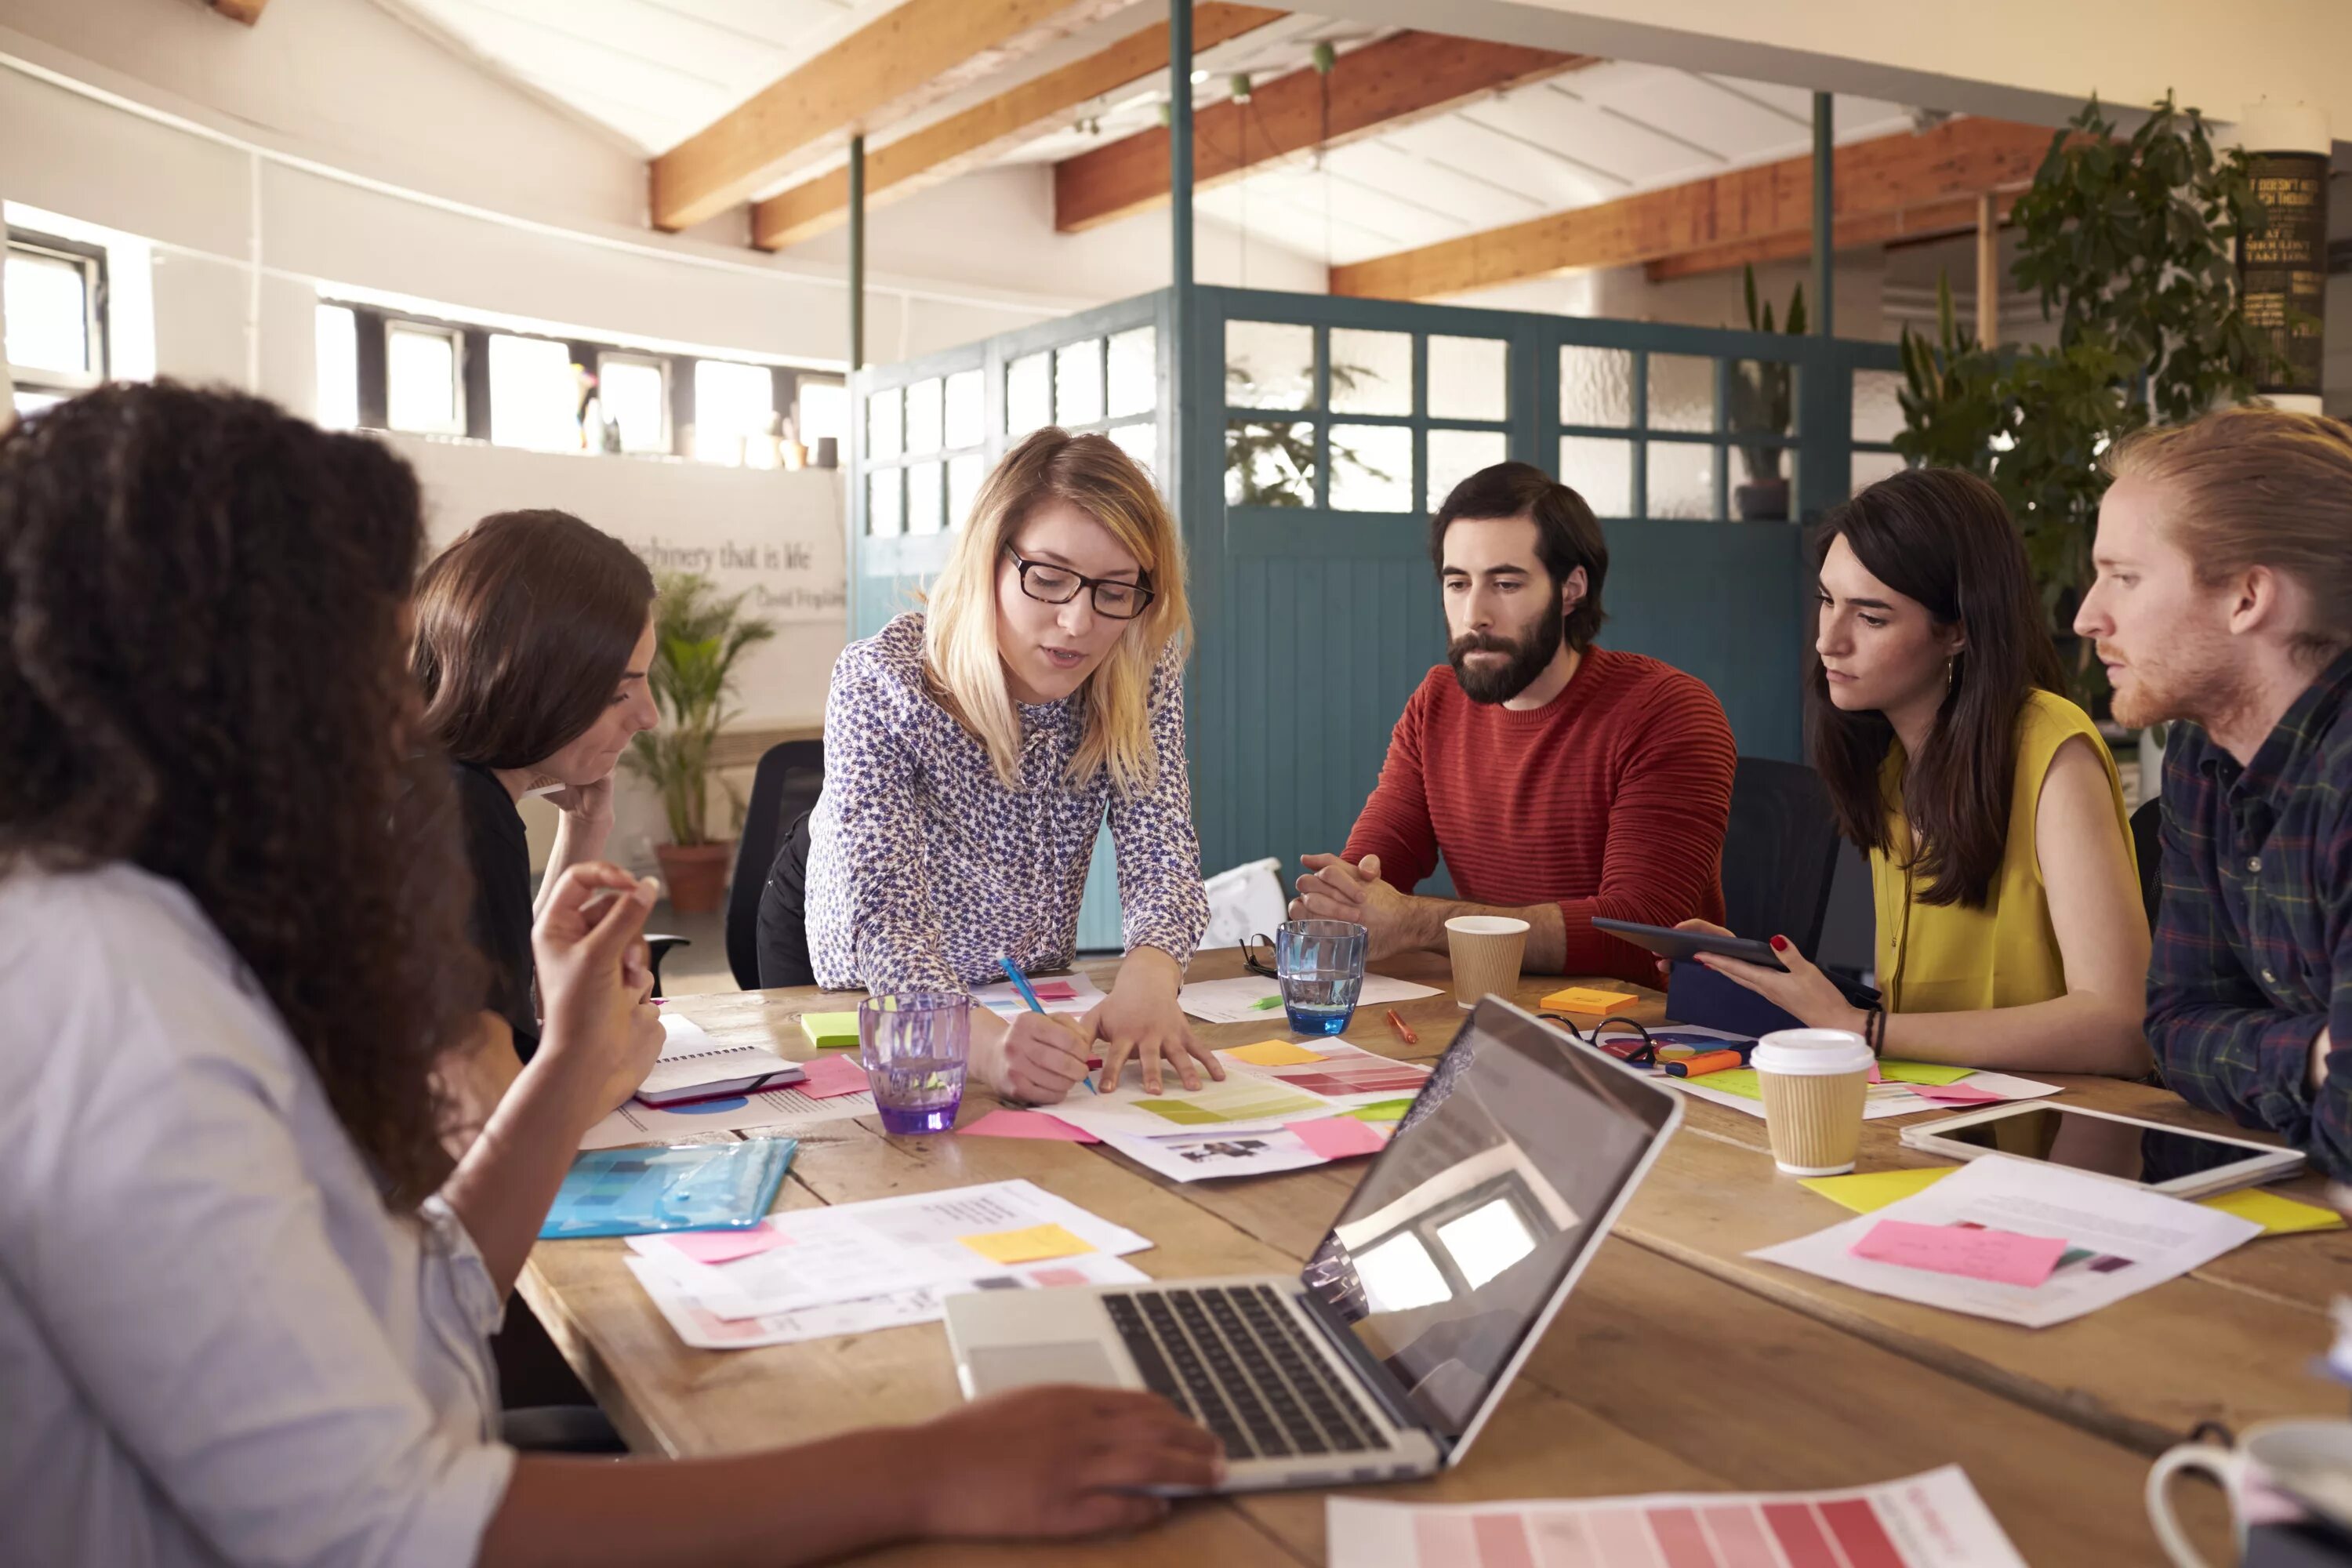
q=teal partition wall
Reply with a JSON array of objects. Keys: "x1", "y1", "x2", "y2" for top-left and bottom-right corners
[{"x1": 848, "y1": 285, "x2": 1904, "y2": 949}]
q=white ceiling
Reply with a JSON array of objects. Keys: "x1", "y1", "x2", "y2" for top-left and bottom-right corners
[{"x1": 373, "y1": 0, "x2": 1919, "y2": 270}]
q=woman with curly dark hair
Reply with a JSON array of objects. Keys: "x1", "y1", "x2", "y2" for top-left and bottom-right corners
[{"x1": 0, "y1": 383, "x2": 1218, "y2": 1568}]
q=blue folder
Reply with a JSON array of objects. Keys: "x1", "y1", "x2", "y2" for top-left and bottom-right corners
[{"x1": 539, "y1": 1137, "x2": 797, "y2": 1240}]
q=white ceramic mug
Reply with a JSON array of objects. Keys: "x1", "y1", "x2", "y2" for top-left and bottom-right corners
[{"x1": 2147, "y1": 1418, "x2": 2352, "y2": 1566}]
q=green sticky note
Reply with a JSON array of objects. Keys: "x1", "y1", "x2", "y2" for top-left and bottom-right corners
[
  {"x1": 1250, "y1": 994, "x2": 1285, "y2": 1011},
  {"x1": 1341, "y1": 1098, "x2": 1414, "y2": 1123},
  {"x1": 799, "y1": 1011, "x2": 861, "y2": 1049},
  {"x1": 1877, "y1": 1059, "x2": 1976, "y2": 1087}
]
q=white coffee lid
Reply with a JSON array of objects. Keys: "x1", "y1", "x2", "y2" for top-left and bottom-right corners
[
  {"x1": 1751, "y1": 1028, "x2": 1875, "y2": 1076},
  {"x1": 1444, "y1": 916, "x2": 1530, "y2": 936}
]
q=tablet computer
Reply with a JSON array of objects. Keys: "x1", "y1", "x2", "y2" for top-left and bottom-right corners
[
  {"x1": 1591, "y1": 916, "x2": 1784, "y2": 972},
  {"x1": 1898, "y1": 1102, "x2": 2304, "y2": 1199}
]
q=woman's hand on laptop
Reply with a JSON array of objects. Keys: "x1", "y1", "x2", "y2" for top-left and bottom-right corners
[{"x1": 912, "y1": 1385, "x2": 1225, "y2": 1538}]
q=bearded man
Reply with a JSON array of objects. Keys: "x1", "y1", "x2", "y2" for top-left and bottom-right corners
[
  {"x1": 1289, "y1": 462, "x2": 1736, "y2": 985},
  {"x1": 2074, "y1": 405, "x2": 2352, "y2": 1178}
]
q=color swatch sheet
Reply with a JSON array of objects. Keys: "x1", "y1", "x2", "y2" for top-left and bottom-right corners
[
  {"x1": 968, "y1": 971, "x2": 1106, "y2": 1017},
  {"x1": 1327, "y1": 1465, "x2": 2026, "y2": 1568}
]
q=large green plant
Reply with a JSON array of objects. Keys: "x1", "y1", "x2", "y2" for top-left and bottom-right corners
[
  {"x1": 1223, "y1": 363, "x2": 1392, "y2": 507},
  {"x1": 1893, "y1": 93, "x2": 2270, "y2": 706},
  {"x1": 1729, "y1": 263, "x2": 1807, "y2": 482},
  {"x1": 623, "y1": 572, "x2": 778, "y2": 847}
]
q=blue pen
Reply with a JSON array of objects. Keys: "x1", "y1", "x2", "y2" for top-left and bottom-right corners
[{"x1": 1000, "y1": 955, "x2": 1095, "y2": 1094}]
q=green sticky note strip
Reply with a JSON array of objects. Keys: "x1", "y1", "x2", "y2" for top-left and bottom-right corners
[
  {"x1": 799, "y1": 1011, "x2": 861, "y2": 1049},
  {"x1": 1799, "y1": 1167, "x2": 1955, "y2": 1213},
  {"x1": 1341, "y1": 1098, "x2": 1414, "y2": 1123},
  {"x1": 1876, "y1": 1059, "x2": 1976, "y2": 1087}
]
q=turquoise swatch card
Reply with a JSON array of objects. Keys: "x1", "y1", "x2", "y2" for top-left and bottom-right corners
[{"x1": 539, "y1": 1137, "x2": 797, "y2": 1240}]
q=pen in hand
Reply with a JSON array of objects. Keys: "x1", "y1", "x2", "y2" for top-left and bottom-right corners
[{"x1": 999, "y1": 955, "x2": 1095, "y2": 1094}]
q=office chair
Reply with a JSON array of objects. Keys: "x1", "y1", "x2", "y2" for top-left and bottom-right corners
[
  {"x1": 2131, "y1": 797, "x2": 2163, "y2": 931},
  {"x1": 728, "y1": 740, "x2": 825, "y2": 990},
  {"x1": 1721, "y1": 755, "x2": 1844, "y2": 955}
]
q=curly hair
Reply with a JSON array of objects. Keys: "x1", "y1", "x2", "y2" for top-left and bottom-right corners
[{"x1": 0, "y1": 383, "x2": 485, "y2": 1210}]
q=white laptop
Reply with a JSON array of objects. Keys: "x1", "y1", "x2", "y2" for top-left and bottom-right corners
[{"x1": 943, "y1": 996, "x2": 1682, "y2": 1492}]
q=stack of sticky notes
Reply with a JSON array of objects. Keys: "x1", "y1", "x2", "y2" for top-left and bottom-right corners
[
  {"x1": 798, "y1": 1011, "x2": 861, "y2": 1050},
  {"x1": 1540, "y1": 985, "x2": 1642, "y2": 1014}
]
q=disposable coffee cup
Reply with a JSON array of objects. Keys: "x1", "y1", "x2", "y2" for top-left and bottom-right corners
[
  {"x1": 1444, "y1": 916, "x2": 1530, "y2": 1009},
  {"x1": 1750, "y1": 1028, "x2": 1875, "y2": 1176}
]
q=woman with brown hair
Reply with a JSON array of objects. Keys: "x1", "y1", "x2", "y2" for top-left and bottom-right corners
[
  {"x1": 1679, "y1": 466, "x2": 2151, "y2": 1073},
  {"x1": 0, "y1": 383, "x2": 1219, "y2": 1566},
  {"x1": 412, "y1": 510, "x2": 660, "y2": 1065}
]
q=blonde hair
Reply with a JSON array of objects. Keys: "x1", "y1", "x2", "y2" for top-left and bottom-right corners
[
  {"x1": 2103, "y1": 404, "x2": 2352, "y2": 665},
  {"x1": 921, "y1": 427, "x2": 1191, "y2": 793}
]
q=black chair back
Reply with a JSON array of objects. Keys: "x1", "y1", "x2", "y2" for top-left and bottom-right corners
[
  {"x1": 728, "y1": 740, "x2": 823, "y2": 990},
  {"x1": 757, "y1": 810, "x2": 816, "y2": 989},
  {"x1": 2131, "y1": 797, "x2": 2163, "y2": 931},
  {"x1": 1722, "y1": 756, "x2": 1843, "y2": 954}
]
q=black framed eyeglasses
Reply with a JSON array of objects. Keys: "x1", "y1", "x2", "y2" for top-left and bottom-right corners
[{"x1": 1006, "y1": 548, "x2": 1155, "y2": 621}]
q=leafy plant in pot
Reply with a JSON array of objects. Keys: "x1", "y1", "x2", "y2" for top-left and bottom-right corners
[
  {"x1": 1729, "y1": 264, "x2": 1806, "y2": 521},
  {"x1": 623, "y1": 571, "x2": 778, "y2": 913}
]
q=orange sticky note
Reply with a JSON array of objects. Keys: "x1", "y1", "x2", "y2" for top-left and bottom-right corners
[
  {"x1": 1221, "y1": 1039, "x2": 1325, "y2": 1067},
  {"x1": 960, "y1": 1223, "x2": 1095, "y2": 1265},
  {"x1": 1541, "y1": 986, "x2": 1641, "y2": 1013}
]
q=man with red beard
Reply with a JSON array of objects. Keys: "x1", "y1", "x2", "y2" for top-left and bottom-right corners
[
  {"x1": 2074, "y1": 405, "x2": 2352, "y2": 1178},
  {"x1": 1290, "y1": 463, "x2": 1735, "y2": 986}
]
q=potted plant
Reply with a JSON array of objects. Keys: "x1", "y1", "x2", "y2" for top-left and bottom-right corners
[
  {"x1": 624, "y1": 570, "x2": 778, "y2": 913},
  {"x1": 1728, "y1": 264, "x2": 1806, "y2": 521}
]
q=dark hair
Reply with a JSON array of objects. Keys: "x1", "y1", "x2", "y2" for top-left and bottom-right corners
[
  {"x1": 0, "y1": 383, "x2": 483, "y2": 1208},
  {"x1": 1807, "y1": 466, "x2": 2066, "y2": 908},
  {"x1": 1429, "y1": 461, "x2": 1609, "y2": 650},
  {"x1": 411, "y1": 510, "x2": 655, "y2": 769}
]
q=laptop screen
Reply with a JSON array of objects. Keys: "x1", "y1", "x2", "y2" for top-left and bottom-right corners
[{"x1": 1298, "y1": 997, "x2": 1678, "y2": 1445}]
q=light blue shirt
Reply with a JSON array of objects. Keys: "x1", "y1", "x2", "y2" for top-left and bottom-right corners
[{"x1": 0, "y1": 865, "x2": 514, "y2": 1567}]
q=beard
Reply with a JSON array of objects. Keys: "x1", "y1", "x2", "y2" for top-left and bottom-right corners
[
  {"x1": 2103, "y1": 630, "x2": 2240, "y2": 733},
  {"x1": 1449, "y1": 604, "x2": 1566, "y2": 706}
]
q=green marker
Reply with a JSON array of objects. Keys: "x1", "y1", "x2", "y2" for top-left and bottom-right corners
[{"x1": 1251, "y1": 994, "x2": 1284, "y2": 1011}]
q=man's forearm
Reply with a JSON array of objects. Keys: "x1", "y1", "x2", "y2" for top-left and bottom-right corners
[{"x1": 1396, "y1": 895, "x2": 1569, "y2": 973}]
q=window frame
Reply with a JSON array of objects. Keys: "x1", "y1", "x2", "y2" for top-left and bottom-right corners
[
  {"x1": 594, "y1": 349, "x2": 672, "y2": 454},
  {"x1": 383, "y1": 318, "x2": 468, "y2": 437},
  {"x1": 5, "y1": 228, "x2": 109, "y2": 405}
]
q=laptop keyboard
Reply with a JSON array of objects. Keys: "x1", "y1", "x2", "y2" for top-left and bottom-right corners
[{"x1": 1102, "y1": 1284, "x2": 1390, "y2": 1461}]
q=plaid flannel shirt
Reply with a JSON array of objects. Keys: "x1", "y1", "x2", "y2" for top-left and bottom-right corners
[{"x1": 2147, "y1": 649, "x2": 2352, "y2": 1179}]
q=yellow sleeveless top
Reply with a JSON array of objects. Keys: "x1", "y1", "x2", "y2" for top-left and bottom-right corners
[{"x1": 1871, "y1": 689, "x2": 2136, "y2": 1014}]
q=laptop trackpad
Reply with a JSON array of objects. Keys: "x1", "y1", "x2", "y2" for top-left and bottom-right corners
[{"x1": 967, "y1": 1341, "x2": 1126, "y2": 1396}]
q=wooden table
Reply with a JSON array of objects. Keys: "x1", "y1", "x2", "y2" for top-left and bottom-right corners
[{"x1": 521, "y1": 950, "x2": 2350, "y2": 1564}]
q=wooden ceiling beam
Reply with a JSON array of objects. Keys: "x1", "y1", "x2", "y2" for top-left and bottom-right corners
[
  {"x1": 754, "y1": 4, "x2": 1286, "y2": 251},
  {"x1": 1330, "y1": 117, "x2": 2057, "y2": 301},
  {"x1": 1051, "y1": 30, "x2": 1595, "y2": 234},
  {"x1": 1641, "y1": 188, "x2": 2022, "y2": 283},
  {"x1": 652, "y1": 0, "x2": 1134, "y2": 234}
]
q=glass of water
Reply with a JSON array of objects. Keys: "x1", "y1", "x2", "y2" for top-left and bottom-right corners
[
  {"x1": 857, "y1": 992, "x2": 969, "y2": 1135},
  {"x1": 1276, "y1": 919, "x2": 1367, "y2": 1036}
]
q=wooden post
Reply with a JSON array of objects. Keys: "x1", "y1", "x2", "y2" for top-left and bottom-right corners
[{"x1": 1975, "y1": 191, "x2": 1998, "y2": 347}]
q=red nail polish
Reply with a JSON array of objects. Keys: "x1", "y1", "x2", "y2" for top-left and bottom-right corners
[{"x1": 1770, "y1": 935, "x2": 1790, "y2": 952}]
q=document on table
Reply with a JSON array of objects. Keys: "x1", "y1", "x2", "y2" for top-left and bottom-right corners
[
  {"x1": 1045, "y1": 1059, "x2": 1344, "y2": 1142},
  {"x1": 580, "y1": 1081, "x2": 876, "y2": 1150},
  {"x1": 1232, "y1": 1038, "x2": 1432, "y2": 1106},
  {"x1": 1175, "y1": 972, "x2": 1441, "y2": 1025},
  {"x1": 625, "y1": 1178, "x2": 1149, "y2": 1319},
  {"x1": 1748, "y1": 1154, "x2": 2263, "y2": 1327},
  {"x1": 968, "y1": 971, "x2": 1107, "y2": 1017},
  {"x1": 1327, "y1": 1465, "x2": 2025, "y2": 1568},
  {"x1": 1093, "y1": 1123, "x2": 1335, "y2": 1183}
]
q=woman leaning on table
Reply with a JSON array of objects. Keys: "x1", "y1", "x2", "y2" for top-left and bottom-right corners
[
  {"x1": 1676, "y1": 466, "x2": 2152, "y2": 1075},
  {"x1": 0, "y1": 384, "x2": 1221, "y2": 1568},
  {"x1": 800, "y1": 426, "x2": 1220, "y2": 1102}
]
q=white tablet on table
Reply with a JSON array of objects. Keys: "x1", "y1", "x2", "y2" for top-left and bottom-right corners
[{"x1": 1899, "y1": 1102, "x2": 2304, "y2": 1200}]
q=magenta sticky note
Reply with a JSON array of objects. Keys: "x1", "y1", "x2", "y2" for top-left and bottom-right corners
[
  {"x1": 959, "y1": 1108, "x2": 1100, "y2": 1143},
  {"x1": 661, "y1": 1225, "x2": 790, "y2": 1266},
  {"x1": 1285, "y1": 1116, "x2": 1389, "y2": 1160},
  {"x1": 1849, "y1": 1218, "x2": 2067, "y2": 1287},
  {"x1": 1907, "y1": 1081, "x2": 2006, "y2": 1105},
  {"x1": 797, "y1": 1054, "x2": 871, "y2": 1100}
]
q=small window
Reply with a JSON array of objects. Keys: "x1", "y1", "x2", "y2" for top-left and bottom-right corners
[
  {"x1": 597, "y1": 354, "x2": 669, "y2": 454},
  {"x1": 489, "y1": 334, "x2": 580, "y2": 452},
  {"x1": 386, "y1": 321, "x2": 464, "y2": 435},
  {"x1": 314, "y1": 305, "x2": 358, "y2": 431},
  {"x1": 5, "y1": 234, "x2": 106, "y2": 407},
  {"x1": 797, "y1": 378, "x2": 848, "y2": 455},
  {"x1": 694, "y1": 359, "x2": 775, "y2": 465}
]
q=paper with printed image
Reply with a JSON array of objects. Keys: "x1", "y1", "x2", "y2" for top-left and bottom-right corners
[
  {"x1": 1093, "y1": 1123, "x2": 1336, "y2": 1184},
  {"x1": 1748, "y1": 1154, "x2": 2263, "y2": 1327},
  {"x1": 1175, "y1": 972, "x2": 1441, "y2": 1025},
  {"x1": 581, "y1": 1081, "x2": 875, "y2": 1149},
  {"x1": 626, "y1": 1178, "x2": 1149, "y2": 1319}
]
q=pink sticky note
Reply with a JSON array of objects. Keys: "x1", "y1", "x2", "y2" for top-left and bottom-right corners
[
  {"x1": 1865, "y1": 1060, "x2": 1883, "y2": 1083},
  {"x1": 660, "y1": 1225, "x2": 791, "y2": 1266},
  {"x1": 1285, "y1": 1116, "x2": 1390, "y2": 1160},
  {"x1": 796, "y1": 1054, "x2": 871, "y2": 1100},
  {"x1": 1849, "y1": 1218, "x2": 2067, "y2": 1287},
  {"x1": 1030, "y1": 981, "x2": 1080, "y2": 1001},
  {"x1": 1908, "y1": 1081, "x2": 2007, "y2": 1105},
  {"x1": 959, "y1": 1108, "x2": 1100, "y2": 1143}
]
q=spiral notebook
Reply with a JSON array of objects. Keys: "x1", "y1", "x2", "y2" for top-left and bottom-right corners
[{"x1": 637, "y1": 1014, "x2": 805, "y2": 1106}]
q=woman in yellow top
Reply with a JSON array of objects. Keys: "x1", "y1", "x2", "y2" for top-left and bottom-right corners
[{"x1": 1686, "y1": 466, "x2": 2151, "y2": 1073}]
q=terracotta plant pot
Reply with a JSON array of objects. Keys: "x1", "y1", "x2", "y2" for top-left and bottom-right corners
[{"x1": 655, "y1": 840, "x2": 733, "y2": 914}]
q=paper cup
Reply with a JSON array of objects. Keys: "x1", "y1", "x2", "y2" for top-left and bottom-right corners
[
  {"x1": 1751, "y1": 1029, "x2": 1875, "y2": 1176},
  {"x1": 1444, "y1": 916, "x2": 1530, "y2": 1009}
]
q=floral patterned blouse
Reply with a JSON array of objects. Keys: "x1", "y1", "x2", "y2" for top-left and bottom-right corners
[{"x1": 806, "y1": 612, "x2": 1209, "y2": 995}]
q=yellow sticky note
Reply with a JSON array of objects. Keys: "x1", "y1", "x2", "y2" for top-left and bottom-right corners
[
  {"x1": 1541, "y1": 986, "x2": 1641, "y2": 1013},
  {"x1": 1221, "y1": 1039, "x2": 1325, "y2": 1067},
  {"x1": 2198, "y1": 1188, "x2": 2349, "y2": 1236},
  {"x1": 1799, "y1": 1166, "x2": 1957, "y2": 1214},
  {"x1": 960, "y1": 1223, "x2": 1096, "y2": 1266}
]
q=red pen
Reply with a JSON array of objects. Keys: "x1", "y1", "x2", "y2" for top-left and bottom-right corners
[{"x1": 1385, "y1": 1008, "x2": 1419, "y2": 1046}]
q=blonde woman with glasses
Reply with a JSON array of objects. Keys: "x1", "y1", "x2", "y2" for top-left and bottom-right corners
[{"x1": 804, "y1": 427, "x2": 1219, "y2": 1102}]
